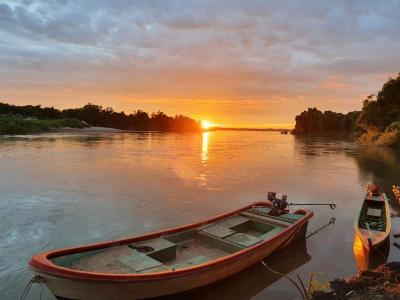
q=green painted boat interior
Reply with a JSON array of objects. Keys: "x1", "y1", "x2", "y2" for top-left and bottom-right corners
[
  {"x1": 249, "y1": 207, "x2": 304, "y2": 223},
  {"x1": 358, "y1": 200, "x2": 386, "y2": 232},
  {"x1": 51, "y1": 208, "x2": 304, "y2": 274}
]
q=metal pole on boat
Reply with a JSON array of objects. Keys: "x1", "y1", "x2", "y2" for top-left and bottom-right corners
[
  {"x1": 306, "y1": 217, "x2": 336, "y2": 239},
  {"x1": 288, "y1": 203, "x2": 336, "y2": 209}
]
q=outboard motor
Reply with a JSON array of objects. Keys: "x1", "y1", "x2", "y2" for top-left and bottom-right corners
[
  {"x1": 267, "y1": 191, "x2": 276, "y2": 201},
  {"x1": 367, "y1": 184, "x2": 381, "y2": 196},
  {"x1": 272, "y1": 193, "x2": 288, "y2": 210}
]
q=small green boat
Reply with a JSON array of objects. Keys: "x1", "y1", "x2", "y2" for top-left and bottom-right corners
[{"x1": 354, "y1": 185, "x2": 391, "y2": 250}]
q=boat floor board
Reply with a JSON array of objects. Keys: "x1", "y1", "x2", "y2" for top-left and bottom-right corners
[
  {"x1": 197, "y1": 231, "x2": 244, "y2": 253},
  {"x1": 130, "y1": 238, "x2": 176, "y2": 262},
  {"x1": 68, "y1": 246, "x2": 137, "y2": 274},
  {"x1": 216, "y1": 215, "x2": 250, "y2": 229},
  {"x1": 200, "y1": 224, "x2": 236, "y2": 238},
  {"x1": 119, "y1": 251, "x2": 162, "y2": 272},
  {"x1": 163, "y1": 239, "x2": 230, "y2": 268},
  {"x1": 367, "y1": 208, "x2": 382, "y2": 217}
]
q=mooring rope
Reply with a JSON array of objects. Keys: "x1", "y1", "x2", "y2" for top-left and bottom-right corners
[
  {"x1": 261, "y1": 260, "x2": 309, "y2": 300},
  {"x1": 20, "y1": 275, "x2": 44, "y2": 300}
]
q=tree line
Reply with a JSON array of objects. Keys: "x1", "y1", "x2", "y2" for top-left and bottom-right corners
[
  {"x1": 292, "y1": 73, "x2": 400, "y2": 136},
  {"x1": 0, "y1": 103, "x2": 202, "y2": 132},
  {"x1": 292, "y1": 108, "x2": 360, "y2": 135}
]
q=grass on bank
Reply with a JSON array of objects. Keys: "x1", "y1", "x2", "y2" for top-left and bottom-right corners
[
  {"x1": 357, "y1": 121, "x2": 400, "y2": 146},
  {"x1": 0, "y1": 118, "x2": 87, "y2": 135}
]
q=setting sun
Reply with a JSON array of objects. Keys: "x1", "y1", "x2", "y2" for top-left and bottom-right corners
[{"x1": 201, "y1": 121, "x2": 214, "y2": 129}]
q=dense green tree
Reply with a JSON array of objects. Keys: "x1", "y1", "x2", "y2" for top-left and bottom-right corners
[
  {"x1": 292, "y1": 108, "x2": 359, "y2": 135},
  {"x1": 0, "y1": 102, "x2": 201, "y2": 132},
  {"x1": 293, "y1": 74, "x2": 400, "y2": 136},
  {"x1": 356, "y1": 73, "x2": 400, "y2": 131}
]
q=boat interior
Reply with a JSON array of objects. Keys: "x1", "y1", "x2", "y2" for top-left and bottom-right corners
[
  {"x1": 358, "y1": 198, "x2": 387, "y2": 232},
  {"x1": 51, "y1": 207, "x2": 305, "y2": 274}
]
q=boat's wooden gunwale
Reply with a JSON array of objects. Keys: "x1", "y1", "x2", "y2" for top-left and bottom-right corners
[{"x1": 30, "y1": 202, "x2": 313, "y2": 282}]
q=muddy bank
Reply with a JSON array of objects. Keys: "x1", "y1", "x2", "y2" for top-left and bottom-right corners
[{"x1": 312, "y1": 262, "x2": 400, "y2": 299}]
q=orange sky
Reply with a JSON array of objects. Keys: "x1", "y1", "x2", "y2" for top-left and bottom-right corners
[{"x1": 1, "y1": 1, "x2": 399, "y2": 128}]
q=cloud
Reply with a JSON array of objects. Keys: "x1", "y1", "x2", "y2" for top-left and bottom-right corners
[{"x1": 0, "y1": 0, "x2": 399, "y2": 126}]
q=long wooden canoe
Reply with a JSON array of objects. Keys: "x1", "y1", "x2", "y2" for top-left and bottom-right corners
[
  {"x1": 354, "y1": 191, "x2": 391, "y2": 251},
  {"x1": 29, "y1": 202, "x2": 313, "y2": 299}
]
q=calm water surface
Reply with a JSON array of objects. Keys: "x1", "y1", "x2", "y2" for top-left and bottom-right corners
[{"x1": 1, "y1": 131, "x2": 400, "y2": 299}]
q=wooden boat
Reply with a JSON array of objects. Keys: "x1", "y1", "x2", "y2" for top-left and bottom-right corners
[
  {"x1": 393, "y1": 185, "x2": 400, "y2": 202},
  {"x1": 29, "y1": 202, "x2": 313, "y2": 300},
  {"x1": 354, "y1": 186, "x2": 391, "y2": 251}
]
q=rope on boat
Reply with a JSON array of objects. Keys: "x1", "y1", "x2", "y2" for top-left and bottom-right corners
[
  {"x1": 306, "y1": 217, "x2": 336, "y2": 239},
  {"x1": 261, "y1": 217, "x2": 336, "y2": 299},
  {"x1": 20, "y1": 275, "x2": 44, "y2": 300},
  {"x1": 261, "y1": 260, "x2": 309, "y2": 300}
]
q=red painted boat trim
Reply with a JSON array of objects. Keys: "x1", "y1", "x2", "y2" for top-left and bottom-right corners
[{"x1": 29, "y1": 202, "x2": 313, "y2": 282}]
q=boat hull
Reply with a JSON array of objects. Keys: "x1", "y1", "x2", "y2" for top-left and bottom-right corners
[{"x1": 30, "y1": 202, "x2": 312, "y2": 299}]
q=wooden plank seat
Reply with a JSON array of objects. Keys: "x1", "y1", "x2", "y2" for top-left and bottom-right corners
[
  {"x1": 200, "y1": 224, "x2": 236, "y2": 238},
  {"x1": 198, "y1": 230, "x2": 244, "y2": 253},
  {"x1": 216, "y1": 215, "x2": 250, "y2": 229},
  {"x1": 129, "y1": 238, "x2": 177, "y2": 262},
  {"x1": 119, "y1": 251, "x2": 162, "y2": 272}
]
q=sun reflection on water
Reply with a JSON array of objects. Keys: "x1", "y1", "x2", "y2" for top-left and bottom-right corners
[
  {"x1": 202, "y1": 131, "x2": 209, "y2": 163},
  {"x1": 197, "y1": 131, "x2": 210, "y2": 187}
]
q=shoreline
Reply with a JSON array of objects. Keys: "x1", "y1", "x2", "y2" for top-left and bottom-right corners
[
  {"x1": 49, "y1": 126, "x2": 128, "y2": 133},
  {"x1": 312, "y1": 262, "x2": 400, "y2": 299}
]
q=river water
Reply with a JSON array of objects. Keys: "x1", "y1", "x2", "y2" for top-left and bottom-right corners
[{"x1": 1, "y1": 131, "x2": 400, "y2": 299}]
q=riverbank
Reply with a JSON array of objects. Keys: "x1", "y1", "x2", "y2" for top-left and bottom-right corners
[
  {"x1": 292, "y1": 74, "x2": 400, "y2": 147},
  {"x1": 357, "y1": 129, "x2": 400, "y2": 147},
  {"x1": 312, "y1": 262, "x2": 400, "y2": 299},
  {"x1": 0, "y1": 118, "x2": 87, "y2": 134}
]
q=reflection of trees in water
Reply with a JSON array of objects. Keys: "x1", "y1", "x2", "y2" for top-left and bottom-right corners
[
  {"x1": 293, "y1": 135, "x2": 356, "y2": 159},
  {"x1": 74, "y1": 132, "x2": 153, "y2": 146},
  {"x1": 355, "y1": 146, "x2": 400, "y2": 209},
  {"x1": 294, "y1": 136, "x2": 400, "y2": 209},
  {"x1": 76, "y1": 136, "x2": 112, "y2": 143},
  {"x1": 0, "y1": 132, "x2": 155, "y2": 147}
]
